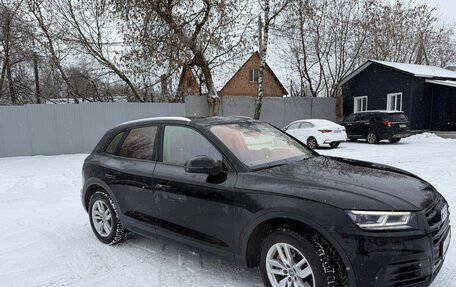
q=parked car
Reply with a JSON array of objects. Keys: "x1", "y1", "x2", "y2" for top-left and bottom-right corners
[
  {"x1": 341, "y1": 110, "x2": 411, "y2": 144},
  {"x1": 283, "y1": 119, "x2": 347, "y2": 149},
  {"x1": 81, "y1": 116, "x2": 450, "y2": 287}
]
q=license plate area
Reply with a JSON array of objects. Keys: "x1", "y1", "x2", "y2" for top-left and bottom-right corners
[
  {"x1": 334, "y1": 130, "x2": 341, "y2": 133},
  {"x1": 399, "y1": 124, "x2": 407, "y2": 128},
  {"x1": 442, "y1": 229, "x2": 451, "y2": 258}
]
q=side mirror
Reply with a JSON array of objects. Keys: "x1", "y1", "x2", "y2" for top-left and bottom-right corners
[{"x1": 184, "y1": 156, "x2": 221, "y2": 176}]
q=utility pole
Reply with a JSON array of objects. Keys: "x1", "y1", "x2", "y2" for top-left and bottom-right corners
[
  {"x1": 33, "y1": 52, "x2": 41, "y2": 104},
  {"x1": 258, "y1": 16, "x2": 263, "y2": 52}
]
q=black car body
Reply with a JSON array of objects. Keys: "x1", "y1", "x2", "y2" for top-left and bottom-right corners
[
  {"x1": 342, "y1": 111, "x2": 411, "y2": 143},
  {"x1": 81, "y1": 116, "x2": 450, "y2": 287}
]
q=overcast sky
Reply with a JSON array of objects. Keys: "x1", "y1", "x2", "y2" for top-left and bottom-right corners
[{"x1": 424, "y1": 0, "x2": 456, "y2": 24}]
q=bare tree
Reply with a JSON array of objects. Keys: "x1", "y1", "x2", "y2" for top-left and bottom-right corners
[
  {"x1": 114, "y1": 0, "x2": 251, "y2": 115},
  {"x1": 281, "y1": 0, "x2": 374, "y2": 98},
  {"x1": 254, "y1": 0, "x2": 289, "y2": 120},
  {"x1": 50, "y1": 0, "x2": 144, "y2": 102},
  {"x1": 27, "y1": 0, "x2": 85, "y2": 103}
]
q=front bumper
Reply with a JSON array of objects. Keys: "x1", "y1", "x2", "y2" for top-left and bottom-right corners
[{"x1": 338, "y1": 198, "x2": 450, "y2": 287}]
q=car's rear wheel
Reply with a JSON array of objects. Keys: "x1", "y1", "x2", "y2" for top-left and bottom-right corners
[
  {"x1": 89, "y1": 191, "x2": 127, "y2": 245},
  {"x1": 260, "y1": 229, "x2": 344, "y2": 287},
  {"x1": 329, "y1": 142, "x2": 340, "y2": 148},
  {"x1": 389, "y1": 138, "x2": 401, "y2": 143},
  {"x1": 307, "y1": 137, "x2": 318, "y2": 149},
  {"x1": 366, "y1": 131, "x2": 379, "y2": 144}
]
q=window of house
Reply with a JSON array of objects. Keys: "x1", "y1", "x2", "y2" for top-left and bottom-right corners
[
  {"x1": 354, "y1": 96, "x2": 368, "y2": 112},
  {"x1": 119, "y1": 126, "x2": 157, "y2": 160},
  {"x1": 105, "y1": 132, "x2": 124, "y2": 154},
  {"x1": 162, "y1": 126, "x2": 222, "y2": 167},
  {"x1": 249, "y1": 69, "x2": 259, "y2": 83},
  {"x1": 387, "y1": 93, "x2": 403, "y2": 111}
]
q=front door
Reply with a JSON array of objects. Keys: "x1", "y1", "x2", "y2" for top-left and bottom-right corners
[{"x1": 153, "y1": 125, "x2": 236, "y2": 260}]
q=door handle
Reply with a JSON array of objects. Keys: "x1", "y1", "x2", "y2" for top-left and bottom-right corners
[
  {"x1": 155, "y1": 183, "x2": 171, "y2": 190},
  {"x1": 105, "y1": 172, "x2": 117, "y2": 179}
]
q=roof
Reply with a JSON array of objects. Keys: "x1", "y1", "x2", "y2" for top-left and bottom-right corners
[
  {"x1": 340, "y1": 60, "x2": 456, "y2": 86},
  {"x1": 219, "y1": 52, "x2": 288, "y2": 95},
  {"x1": 425, "y1": 79, "x2": 456, "y2": 88}
]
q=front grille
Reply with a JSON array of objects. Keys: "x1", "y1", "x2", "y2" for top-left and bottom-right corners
[
  {"x1": 426, "y1": 197, "x2": 451, "y2": 270},
  {"x1": 381, "y1": 258, "x2": 431, "y2": 287}
]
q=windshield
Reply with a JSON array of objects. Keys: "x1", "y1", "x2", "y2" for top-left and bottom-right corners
[{"x1": 210, "y1": 122, "x2": 314, "y2": 169}]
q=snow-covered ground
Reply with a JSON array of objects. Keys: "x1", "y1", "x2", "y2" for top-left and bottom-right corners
[{"x1": 0, "y1": 133, "x2": 454, "y2": 287}]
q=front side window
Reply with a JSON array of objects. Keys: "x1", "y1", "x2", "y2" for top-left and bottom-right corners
[
  {"x1": 210, "y1": 122, "x2": 313, "y2": 169},
  {"x1": 354, "y1": 96, "x2": 368, "y2": 112},
  {"x1": 119, "y1": 126, "x2": 157, "y2": 160},
  {"x1": 387, "y1": 93, "x2": 403, "y2": 111},
  {"x1": 285, "y1": 123, "x2": 300, "y2": 130},
  {"x1": 163, "y1": 126, "x2": 222, "y2": 167}
]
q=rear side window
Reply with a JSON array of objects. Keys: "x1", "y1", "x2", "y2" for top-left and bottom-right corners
[
  {"x1": 385, "y1": 113, "x2": 408, "y2": 122},
  {"x1": 119, "y1": 126, "x2": 158, "y2": 160},
  {"x1": 300, "y1": 122, "x2": 313, "y2": 128},
  {"x1": 105, "y1": 132, "x2": 124, "y2": 154}
]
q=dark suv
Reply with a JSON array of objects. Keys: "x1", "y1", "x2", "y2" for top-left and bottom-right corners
[
  {"x1": 81, "y1": 116, "x2": 450, "y2": 287},
  {"x1": 342, "y1": 111, "x2": 411, "y2": 144}
]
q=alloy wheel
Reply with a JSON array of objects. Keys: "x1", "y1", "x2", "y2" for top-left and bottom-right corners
[
  {"x1": 266, "y1": 243, "x2": 315, "y2": 287},
  {"x1": 91, "y1": 200, "x2": 113, "y2": 237}
]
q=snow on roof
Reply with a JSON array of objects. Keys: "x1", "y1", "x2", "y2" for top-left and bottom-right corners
[
  {"x1": 371, "y1": 60, "x2": 456, "y2": 79},
  {"x1": 425, "y1": 79, "x2": 456, "y2": 88},
  {"x1": 340, "y1": 60, "x2": 456, "y2": 86}
]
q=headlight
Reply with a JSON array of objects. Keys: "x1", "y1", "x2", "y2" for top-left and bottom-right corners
[{"x1": 346, "y1": 210, "x2": 416, "y2": 230}]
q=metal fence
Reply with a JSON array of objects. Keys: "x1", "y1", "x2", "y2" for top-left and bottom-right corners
[
  {"x1": 0, "y1": 103, "x2": 185, "y2": 157},
  {"x1": 185, "y1": 96, "x2": 337, "y2": 127},
  {"x1": 0, "y1": 97, "x2": 336, "y2": 157}
]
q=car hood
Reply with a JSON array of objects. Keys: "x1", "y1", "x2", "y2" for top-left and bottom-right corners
[{"x1": 254, "y1": 155, "x2": 439, "y2": 211}]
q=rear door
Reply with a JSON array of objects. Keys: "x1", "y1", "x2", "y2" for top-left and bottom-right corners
[
  {"x1": 103, "y1": 125, "x2": 159, "y2": 236},
  {"x1": 153, "y1": 125, "x2": 237, "y2": 260}
]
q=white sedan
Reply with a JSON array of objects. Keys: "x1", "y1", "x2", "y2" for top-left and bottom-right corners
[{"x1": 283, "y1": 119, "x2": 347, "y2": 149}]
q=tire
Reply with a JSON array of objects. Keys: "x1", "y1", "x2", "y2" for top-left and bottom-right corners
[
  {"x1": 307, "y1": 137, "x2": 318, "y2": 149},
  {"x1": 389, "y1": 138, "x2": 401, "y2": 143},
  {"x1": 88, "y1": 191, "x2": 127, "y2": 245},
  {"x1": 329, "y1": 142, "x2": 340, "y2": 148},
  {"x1": 260, "y1": 229, "x2": 345, "y2": 287},
  {"x1": 366, "y1": 131, "x2": 379, "y2": 144}
]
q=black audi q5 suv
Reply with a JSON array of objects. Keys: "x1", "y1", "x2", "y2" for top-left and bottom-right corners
[{"x1": 81, "y1": 116, "x2": 450, "y2": 287}]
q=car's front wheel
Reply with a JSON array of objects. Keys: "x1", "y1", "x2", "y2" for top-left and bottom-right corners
[
  {"x1": 260, "y1": 229, "x2": 344, "y2": 287},
  {"x1": 89, "y1": 191, "x2": 127, "y2": 245}
]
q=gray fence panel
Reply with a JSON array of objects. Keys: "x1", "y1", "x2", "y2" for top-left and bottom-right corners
[
  {"x1": 222, "y1": 96, "x2": 256, "y2": 117},
  {"x1": 0, "y1": 103, "x2": 185, "y2": 157},
  {"x1": 0, "y1": 107, "x2": 33, "y2": 157},
  {"x1": 260, "y1": 97, "x2": 285, "y2": 127},
  {"x1": 185, "y1": 96, "x2": 208, "y2": 117},
  {"x1": 310, "y1": 97, "x2": 337, "y2": 121}
]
